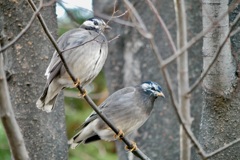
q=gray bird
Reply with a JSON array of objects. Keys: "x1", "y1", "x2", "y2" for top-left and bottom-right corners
[
  {"x1": 68, "y1": 81, "x2": 165, "y2": 149},
  {"x1": 36, "y1": 18, "x2": 110, "y2": 112}
]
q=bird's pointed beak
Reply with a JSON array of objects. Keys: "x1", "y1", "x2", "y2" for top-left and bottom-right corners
[{"x1": 156, "y1": 91, "x2": 165, "y2": 98}]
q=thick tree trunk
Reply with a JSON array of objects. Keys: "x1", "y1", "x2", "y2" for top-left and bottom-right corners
[
  {"x1": 94, "y1": 0, "x2": 203, "y2": 159},
  {"x1": 0, "y1": 0, "x2": 68, "y2": 159},
  {"x1": 198, "y1": 0, "x2": 240, "y2": 159}
]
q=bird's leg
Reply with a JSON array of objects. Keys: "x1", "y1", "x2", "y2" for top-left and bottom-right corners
[
  {"x1": 125, "y1": 141, "x2": 137, "y2": 152},
  {"x1": 73, "y1": 78, "x2": 87, "y2": 97},
  {"x1": 114, "y1": 129, "x2": 124, "y2": 140}
]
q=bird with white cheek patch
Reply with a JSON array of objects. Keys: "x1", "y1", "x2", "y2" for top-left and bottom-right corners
[
  {"x1": 36, "y1": 18, "x2": 110, "y2": 112},
  {"x1": 68, "y1": 81, "x2": 165, "y2": 151}
]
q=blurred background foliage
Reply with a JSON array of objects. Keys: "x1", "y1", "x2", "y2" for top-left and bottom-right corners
[{"x1": 0, "y1": 1, "x2": 117, "y2": 160}]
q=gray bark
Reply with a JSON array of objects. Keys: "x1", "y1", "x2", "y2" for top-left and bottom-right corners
[
  {"x1": 197, "y1": 0, "x2": 240, "y2": 160},
  {"x1": 0, "y1": 0, "x2": 68, "y2": 159},
  {"x1": 0, "y1": 53, "x2": 29, "y2": 160},
  {"x1": 94, "y1": 0, "x2": 203, "y2": 159}
]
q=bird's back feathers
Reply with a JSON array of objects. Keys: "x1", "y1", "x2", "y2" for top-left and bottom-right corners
[
  {"x1": 37, "y1": 23, "x2": 108, "y2": 112},
  {"x1": 68, "y1": 86, "x2": 156, "y2": 148}
]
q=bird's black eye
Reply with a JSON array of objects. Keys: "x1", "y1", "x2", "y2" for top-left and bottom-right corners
[
  {"x1": 151, "y1": 87, "x2": 155, "y2": 91},
  {"x1": 93, "y1": 21, "x2": 98, "y2": 25}
]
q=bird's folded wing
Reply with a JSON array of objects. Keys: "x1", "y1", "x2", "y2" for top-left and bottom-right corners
[
  {"x1": 45, "y1": 28, "x2": 105, "y2": 83},
  {"x1": 79, "y1": 87, "x2": 136, "y2": 129}
]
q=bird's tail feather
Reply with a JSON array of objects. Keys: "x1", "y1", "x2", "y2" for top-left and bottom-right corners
[
  {"x1": 36, "y1": 83, "x2": 59, "y2": 113},
  {"x1": 68, "y1": 131, "x2": 83, "y2": 149},
  {"x1": 68, "y1": 128, "x2": 101, "y2": 149}
]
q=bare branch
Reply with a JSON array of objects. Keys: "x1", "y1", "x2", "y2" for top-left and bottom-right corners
[
  {"x1": 0, "y1": 53, "x2": 29, "y2": 159},
  {"x1": 149, "y1": 39, "x2": 207, "y2": 159},
  {"x1": 161, "y1": 0, "x2": 240, "y2": 68},
  {"x1": 123, "y1": 0, "x2": 207, "y2": 158},
  {"x1": 187, "y1": 12, "x2": 240, "y2": 95},
  {"x1": 174, "y1": 0, "x2": 191, "y2": 159},
  {"x1": 61, "y1": 34, "x2": 101, "y2": 53},
  {"x1": 108, "y1": 34, "x2": 120, "y2": 43},
  {"x1": 27, "y1": 0, "x2": 151, "y2": 159},
  {"x1": 205, "y1": 138, "x2": 240, "y2": 159},
  {"x1": 95, "y1": 11, "x2": 135, "y2": 27},
  {"x1": 0, "y1": 0, "x2": 44, "y2": 53},
  {"x1": 123, "y1": 0, "x2": 153, "y2": 39},
  {"x1": 145, "y1": 0, "x2": 177, "y2": 53}
]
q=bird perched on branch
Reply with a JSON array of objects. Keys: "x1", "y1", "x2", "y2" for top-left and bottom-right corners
[
  {"x1": 36, "y1": 18, "x2": 110, "y2": 112},
  {"x1": 68, "y1": 81, "x2": 165, "y2": 149}
]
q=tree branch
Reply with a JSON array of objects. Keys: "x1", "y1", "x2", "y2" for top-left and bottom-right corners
[
  {"x1": 174, "y1": 0, "x2": 191, "y2": 159},
  {"x1": 123, "y1": 0, "x2": 153, "y2": 39},
  {"x1": 145, "y1": 0, "x2": 177, "y2": 54},
  {"x1": 27, "y1": 0, "x2": 151, "y2": 159},
  {"x1": 161, "y1": 0, "x2": 240, "y2": 68},
  {"x1": 0, "y1": 0, "x2": 45, "y2": 53},
  {"x1": 94, "y1": 11, "x2": 135, "y2": 27},
  {"x1": 149, "y1": 39, "x2": 207, "y2": 160},
  {"x1": 123, "y1": 0, "x2": 207, "y2": 158},
  {"x1": 205, "y1": 138, "x2": 240, "y2": 159}
]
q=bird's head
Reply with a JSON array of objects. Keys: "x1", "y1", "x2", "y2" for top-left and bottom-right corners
[
  {"x1": 81, "y1": 18, "x2": 111, "y2": 32},
  {"x1": 141, "y1": 81, "x2": 165, "y2": 98}
]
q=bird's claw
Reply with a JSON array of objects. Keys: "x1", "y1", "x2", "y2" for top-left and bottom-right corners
[
  {"x1": 82, "y1": 89, "x2": 87, "y2": 97},
  {"x1": 125, "y1": 141, "x2": 137, "y2": 152},
  {"x1": 78, "y1": 89, "x2": 87, "y2": 98},
  {"x1": 114, "y1": 129, "x2": 124, "y2": 140},
  {"x1": 74, "y1": 78, "x2": 81, "y2": 87}
]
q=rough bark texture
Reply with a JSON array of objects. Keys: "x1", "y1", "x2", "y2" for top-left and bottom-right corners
[
  {"x1": 94, "y1": 0, "x2": 203, "y2": 159},
  {"x1": 0, "y1": 53, "x2": 29, "y2": 160},
  {"x1": 0, "y1": 0, "x2": 68, "y2": 159},
  {"x1": 197, "y1": 0, "x2": 240, "y2": 160}
]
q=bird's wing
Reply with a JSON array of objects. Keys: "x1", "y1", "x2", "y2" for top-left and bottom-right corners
[
  {"x1": 45, "y1": 28, "x2": 106, "y2": 84},
  {"x1": 97, "y1": 86, "x2": 148, "y2": 134},
  {"x1": 80, "y1": 87, "x2": 136, "y2": 129},
  {"x1": 99, "y1": 87, "x2": 136, "y2": 110}
]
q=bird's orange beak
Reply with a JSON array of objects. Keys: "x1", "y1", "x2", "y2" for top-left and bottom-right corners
[{"x1": 156, "y1": 92, "x2": 165, "y2": 98}]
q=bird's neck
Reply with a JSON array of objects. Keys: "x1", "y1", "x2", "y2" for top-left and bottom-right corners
[{"x1": 138, "y1": 88, "x2": 156, "y2": 115}]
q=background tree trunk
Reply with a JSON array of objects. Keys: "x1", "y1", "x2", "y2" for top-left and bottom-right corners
[
  {"x1": 0, "y1": 0, "x2": 68, "y2": 159},
  {"x1": 94, "y1": 0, "x2": 203, "y2": 159},
  {"x1": 197, "y1": 0, "x2": 240, "y2": 160}
]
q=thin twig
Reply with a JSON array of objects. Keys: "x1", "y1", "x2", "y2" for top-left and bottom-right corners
[
  {"x1": 27, "y1": 0, "x2": 151, "y2": 159},
  {"x1": 149, "y1": 39, "x2": 206, "y2": 159},
  {"x1": 187, "y1": 12, "x2": 240, "y2": 95},
  {"x1": 145, "y1": 0, "x2": 177, "y2": 54},
  {"x1": 115, "y1": 0, "x2": 240, "y2": 159},
  {"x1": 106, "y1": 0, "x2": 119, "y2": 25},
  {"x1": 108, "y1": 34, "x2": 120, "y2": 43},
  {"x1": 123, "y1": 0, "x2": 153, "y2": 39},
  {"x1": 0, "y1": 0, "x2": 47, "y2": 53},
  {"x1": 205, "y1": 138, "x2": 240, "y2": 159},
  {"x1": 61, "y1": 34, "x2": 101, "y2": 53},
  {"x1": 95, "y1": 11, "x2": 134, "y2": 27},
  {"x1": 123, "y1": 0, "x2": 207, "y2": 158},
  {"x1": 161, "y1": 0, "x2": 240, "y2": 68}
]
